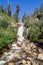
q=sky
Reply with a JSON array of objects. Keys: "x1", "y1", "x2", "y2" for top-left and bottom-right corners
[{"x1": 0, "y1": 0, "x2": 43, "y2": 20}]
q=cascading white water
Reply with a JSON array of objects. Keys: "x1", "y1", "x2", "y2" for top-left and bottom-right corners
[
  {"x1": 18, "y1": 25, "x2": 24, "y2": 41},
  {"x1": 0, "y1": 24, "x2": 25, "y2": 65}
]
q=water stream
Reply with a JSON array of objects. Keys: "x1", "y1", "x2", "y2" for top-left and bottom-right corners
[
  {"x1": 0, "y1": 23, "x2": 43, "y2": 65},
  {"x1": 18, "y1": 24, "x2": 24, "y2": 42},
  {"x1": 0, "y1": 24, "x2": 25, "y2": 65}
]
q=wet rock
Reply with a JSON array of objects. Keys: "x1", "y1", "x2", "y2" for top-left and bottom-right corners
[
  {"x1": 2, "y1": 51, "x2": 21, "y2": 62},
  {"x1": 11, "y1": 44, "x2": 21, "y2": 50},
  {"x1": 23, "y1": 27, "x2": 28, "y2": 39},
  {"x1": 11, "y1": 44, "x2": 17, "y2": 50},
  {"x1": 0, "y1": 60, "x2": 6, "y2": 65},
  {"x1": 3, "y1": 52, "x2": 14, "y2": 61},
  {"x1": 38, "y1": 53, "x2": 43, "y2": 60}
]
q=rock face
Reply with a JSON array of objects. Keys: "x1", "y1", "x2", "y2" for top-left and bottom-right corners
[{"x1": 23, "y1": 27, "x2": 28, "y2": 39}]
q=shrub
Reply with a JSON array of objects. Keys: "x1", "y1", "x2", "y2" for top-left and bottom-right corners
[
  {"x1": 0, "y1": 19, "x2": 9, "y2": 29},
  {"x1": 0, "y1": 23, "x2": 17, "y2": 50},
  {"x1": 0, "y1": 27, "x2": 17, "y2": 50},
  {"x1": 28, "y1": 19, "x2": 43, "y2": 43},
  {"x1": 0, "y1": 29, "x2": 5, "y2": 49},
  {"x1": 28, "y1": 25, "x2": 41, "y2": 42}
]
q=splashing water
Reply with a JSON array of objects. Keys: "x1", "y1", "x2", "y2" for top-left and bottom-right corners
[{"x1": 18, "y1": 25, "x2": 24, "y2": 42}]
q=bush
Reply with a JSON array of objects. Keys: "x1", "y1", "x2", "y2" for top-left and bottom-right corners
[
  {"x1": 0, "y1": 29, "x2": 5, "y2": 49},
  {"x1": 0, "y1": 19, "x2": 9, "y2": 29},
  {"x1": 0, "y1": 21, "x2": 17, "y2": 50},
  {"x1": 28, "y1": 19, "x2": 43, "y2": 43},
  {"x1": 28, "y1": 25, "x2": 40, "y2": 42},
  {"x1": 4, "y1": 26, "x2": 17, "y2": 44},
  {"x1": 0, "y1": 27, "x2": 17, "y2": 50}
]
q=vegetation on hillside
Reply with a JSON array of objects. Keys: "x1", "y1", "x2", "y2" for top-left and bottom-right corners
[
  {"x1": 0, "y1": 4, "x2": 19, "y2": 51},
  {"x1": 22, "y1": 4, "x2": 43, "y2": 44},
  {"x1": 0, "y1": 4, "x2": 20, "y2": 22},
  {"x1": 0, "y1": 18, "x2": 17, "y2": 51},
  {"x1": 13, "y1": 5, "x2": 20, "y2": 22},
  {"x1": 0, "y1": 2, "x2": 43, "y2": 51}
]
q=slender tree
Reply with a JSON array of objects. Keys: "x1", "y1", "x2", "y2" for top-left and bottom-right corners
[
  {"x1": 13, "y1": 5, "x2": 20, "y2": 22},
  {"x1": 22, "y1": 13, "x2": 27, "y2": 23},
  {"x1": 0, "y1": 5, "x2": 4, "y2": 13},
  {"x1": 39, "y1": 3, "x2": 43, "y2": 17},
  {"x1": 33, "y1": 8, "x2": 39, "y2": 15},
  {"x1": 7, "y1": 3, "x2": 11, "y2": 17}
]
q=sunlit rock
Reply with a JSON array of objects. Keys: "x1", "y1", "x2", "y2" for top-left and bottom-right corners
[
  {"x1": 38, "y1": 53, "x2": 43, "y2": 60},
  {"x1": 21, "y1": 60, "x2": 26, "y2": 64},
  {"x1": 17, "y1": 42, "x2": 22, "y2": 47},
  {"x1": 8, "y1": 62, "x2": 14, "y2": 65}
]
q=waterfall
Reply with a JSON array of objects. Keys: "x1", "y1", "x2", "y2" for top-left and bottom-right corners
[{"x1": 18, "y1": 24, "x2": 24, "y2": 42}]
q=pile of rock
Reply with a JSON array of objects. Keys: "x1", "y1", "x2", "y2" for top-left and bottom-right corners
[{"x1": 0, "y1": 40, "x2": 43, "y2": 65}]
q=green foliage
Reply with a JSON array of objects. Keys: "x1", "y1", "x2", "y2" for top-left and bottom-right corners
[
  {"x1": 0, "y1": 4, "x2": 20, "y2": 22},
  {"x1": 33, "y1": 8, "x2": 39, "y2": 16},
  {"x1": 0, "y1": 5, "x2": 7, "y2": 15},
  {"x1": 28, "y1": 25, "x2": 41, "y2": 42},
  {"x1": 7, "y1": 4, "x2": 11, "y2": 17},
  {"x1": 0, "y1": 5, "x2": 4, "y2": 13},
  {"x1": 0, "y1": 19, "x2": 9, "y2": 29},
  {"x1": 22, "y1": 4, "x2": 43, "y2": 44},
  {"x1": 0, "y1": 29, "x2": 5, "y2": 49},
  {"x1": 0, "y1": 19, "x2": 17, "y2": 50},
  {"x1": 0, "y1": 27, "x2": 17, "y2": 50},
  {"x1": 0, "y1": 13, "x2": 16, "y2": 23},
  {"x1": 39, "y1": 4, "x2": 43, "y2": 17},
  {"x1": 33, "y1": 4, "x2": 43, "y2": 19},
  {"x1": 13, "y1": 5, "x2": 20, "y2": 22},
  {"x1": 28, "y1": 19, "x2": 43, "y2": 43},
  {"x1": 22, "y1": 13, "x2": 30, "y2": 28}
]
